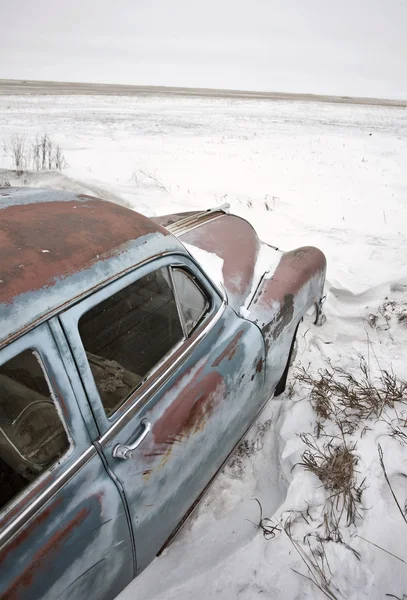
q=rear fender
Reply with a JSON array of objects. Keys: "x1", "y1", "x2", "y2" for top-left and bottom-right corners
[{"x1": 243, "y1": 246, "x2": 327, "y2": 393}]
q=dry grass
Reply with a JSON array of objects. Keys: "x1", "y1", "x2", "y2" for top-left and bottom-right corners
[
  {"x1": 3, "y1": 133, "x2": 66, "y2": 175},
  {"x1": 297, "y1": 434, "x2": 364, "y2": 526},
  {"x1": 283, "y1": 518, "x2": 345, "y2": 600},
  {"x1": 378, "y1": 444, "x2": 407, "y2": 525},
  {"x1": 294, "y1": 360, "x2": 407, "y2": 527},
  {"x1": 228, "y1": 418, "x2": 272, "y2": 478},
  {"x1": 368, "y1": 299, "x2": 407, "y2": 331},
  {"x1": 296, "y1": 359, "x2": 407, "y2": 428},
  {"x1": 0, "y1": 173, "x2": 11, "y2": 187},
  {"x1": 3, "y1": 134, "x2": 28, "y2": 175},
  {"x1": 246, "y1": 498, "x2": 281, "y2": 540},
  {"x1": 131, "y1": 169, "x2": 168, "y2": 192},
  {"x1": 286, "y1": 355, "x2": 407, "y2": 595}
]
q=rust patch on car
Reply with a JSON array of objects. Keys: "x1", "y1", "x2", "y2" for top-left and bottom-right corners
[
  {"x1": 212, "y1": 330, "x2": 244, "y2": 367},
  {"x1": 256, "y1": 358, "x2": 264, "y2": 373},
  {"x1": 0, "y1": 197, "x2": 168, "y2": 305},
  {"x1": 2, "y1": 476, "x2": 50, "y2": 526},
  {"x1": 151, "y1": 367, "x2": 225, "y2": 452},
  {"x1": 263, "y1": 293, "x2": 295, "y2": 349},
  {"x1": 255, "y1": 247, "x2": 326, "y2": 313},
  {"x1": 0, "y1": 497, "x2": 64, "y2": 561},
  {"x1": 3, "y1": 506, "x2": 90, "y2": 597}
]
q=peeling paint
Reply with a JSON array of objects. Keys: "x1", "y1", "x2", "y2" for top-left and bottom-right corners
[{"x1": 211, "y1": 330, "x2": 245, "y2": 367}]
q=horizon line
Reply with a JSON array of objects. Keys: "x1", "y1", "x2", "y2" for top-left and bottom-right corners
[{"x1": 1, "y1": 78, "x2": 406, "y2": 108}]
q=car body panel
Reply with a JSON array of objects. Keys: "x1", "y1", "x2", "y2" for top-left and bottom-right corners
[
  {"x1": 179, "y1": 213, "x2": 261, "y2": 312},
  {"x1": 0, "y1": 189, "x2": 185, "y2": 350},
  {"x1": 0, "y1": 189, "x2": 327, "y2": 600},
  {"x1": 0, "y1": 324, "x2": 132, "y2": 600},
  {"x1": 100, "y1": 303, "x2": 265, "y2": 573},
  {"x1": 59, "y1": 252, "x2": 266, "y2": 573},
  {"x1": 243, "y1": 246, "x2": 327, "y2": 391}
]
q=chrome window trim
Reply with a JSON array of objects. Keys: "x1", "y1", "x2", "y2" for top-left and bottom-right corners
[
  {"x1": 59, "y1": 252, "x2": 224, "y2": 436},
  {"x1": 0, "y1": 446, "x2": 96, "y2": 549},
  {"x1": 99, "y1": 300, "x2": 226, "y2": 447},
  {"x1": 0, "y1": 250, "x2": 185, "y2": 353},
  {"x1": 169, "y1": 267, "x2": 188, "y2": 338},
  {"x1": 171, "y1": 266, "x2": 210, "y2": 335},
  {"x1": 166, "y1": 210, "x2": 226, "y2": 237},
  {"x1": 0, "y1": 324, "x2": 94, "y2": 548}
]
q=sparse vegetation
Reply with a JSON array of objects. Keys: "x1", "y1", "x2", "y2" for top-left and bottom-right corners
[
  {"x1": 3, "y1": 134, "x2": 28, "y2": 175},
  {"x1": 283, "y1": 518, "x2": 344, "y2": 600},
  {"x1": 3, "y1": 133, "x2": 66, "y2": 175},
  {"x1": 296, "y1": 359, "x2": 407, "y2": 427},
  {"x1": 246, "y1": 498, "x2": 280, "y2": 540},
  {"x1": 228, "y1": 418, "x2": 272, "y2": 478},
  {"x1": 131, "y1": 168, "x2": 168, "y2": 193},
  {"x1": 0, "y1": 173, "x2": 11, "y2": 187},
  {"x1": 297, "y1": 434, "x2": 364, "y2": 527},
  {"x1": 272, "y1": 356, "x2": 407, "y2": 596},
  {"x1": 378, "y1": 443, "x2": 407, "y2": 525},
  {"x1": 367, "y1": 299, "x2": 407, "y2": 331}
]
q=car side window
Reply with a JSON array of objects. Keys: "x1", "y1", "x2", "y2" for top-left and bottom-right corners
[
  {"x1": 172, "y1": 268, "x2": 209, "y2": 335},
  {"x1": 78, "y1": 267, "x2": 184, "y2": 417},
  {"x1": 0, "y1": 349, "x2": 70, "y2": 511}
]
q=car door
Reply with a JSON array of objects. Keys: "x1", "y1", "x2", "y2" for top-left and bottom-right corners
[
  {"x1": 59, "y1": 253, "x2": 265, "y2": 573},
  {"x1": 0, "y1": 323, "x2": 133, "y2": 600}
]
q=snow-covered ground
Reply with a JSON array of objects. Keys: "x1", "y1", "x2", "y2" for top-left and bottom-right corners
[{"x1": 1, "y1": 94, "x2": 407, "y2": 599}]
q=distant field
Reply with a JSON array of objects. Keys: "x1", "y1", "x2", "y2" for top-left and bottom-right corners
[
  {"x1": 1, "y1": 78, "x2": 406, "y2": 107},
  {"x1": 1, "y1": 86, "x2": 407, "y2": 600}
]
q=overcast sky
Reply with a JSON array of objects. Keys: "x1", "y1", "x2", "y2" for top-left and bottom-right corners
[{"x1": 1, "y1": 0, "x2": 406, "y2": 99}]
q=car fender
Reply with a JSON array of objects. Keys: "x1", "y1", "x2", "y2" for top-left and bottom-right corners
[{"x1": 241, "y1": 245, "x2": 327, "y2": 393}]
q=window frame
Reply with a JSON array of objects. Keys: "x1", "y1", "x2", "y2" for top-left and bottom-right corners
[
  {"x1": 0, "y1": 322, "x2": 90, "y2": 536},
  {"x1": 170, "y1": 267, "x2": 210, "y2": 337},
  {"x1": 59, "y1": 253, "x2": 223, "y2": 436}
]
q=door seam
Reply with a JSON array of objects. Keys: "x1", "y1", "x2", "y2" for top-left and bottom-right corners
[{"x1": 93, "y1": 440, "x2": 138, "y2": 578}]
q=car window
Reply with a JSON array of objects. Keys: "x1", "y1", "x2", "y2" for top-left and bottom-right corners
[
  {"x1": 172, "y1": 268, "x2": 209, "y2": 335},
  {"x1": 0, "y1": 349, "x2": 70, "y2": 511},
  {"x1": 78, "y1": 267, "x2": 183, "y2": 417}
]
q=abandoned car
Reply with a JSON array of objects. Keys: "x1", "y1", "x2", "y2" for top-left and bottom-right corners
[{"x1": 0, "y1": 187, "x2": 326, "y2": 599}]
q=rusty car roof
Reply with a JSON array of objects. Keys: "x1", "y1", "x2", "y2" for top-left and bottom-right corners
[{"x1": 0, "y1": 188, "x2": 185, "y2": 349}]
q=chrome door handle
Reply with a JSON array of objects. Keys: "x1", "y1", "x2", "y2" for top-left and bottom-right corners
[{"x1": 113, "y1": 418, "x2": 151, "y2": 459}]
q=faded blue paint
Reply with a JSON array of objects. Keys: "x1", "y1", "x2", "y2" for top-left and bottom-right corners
[
  {"x1": 0, "y1": 324, "x2": 132, "y2": 600},
  {"x1": 0, "y1": 188, "x2": 327, "y2": 600},
  {"x1": 0, "y1": 187, "x2": 87, "y2": 209},
  {"x1": 0, "y1": 232, "x2": 185, "y2": 348},
  {"x1": 99, "y1": 304, "x2": 266, "y2": 574}
]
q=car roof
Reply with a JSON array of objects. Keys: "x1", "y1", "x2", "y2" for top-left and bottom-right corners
[{"x1": 0, "y1": 187, "x2": 184, "y2": 350}]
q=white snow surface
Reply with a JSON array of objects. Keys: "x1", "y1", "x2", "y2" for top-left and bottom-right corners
[
  {"x1": 183, "y1": 242, "x2": 225, "y2": 291},
  {"x1": 1, "y1": 94, "x2": 407, "y2": 599}
]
